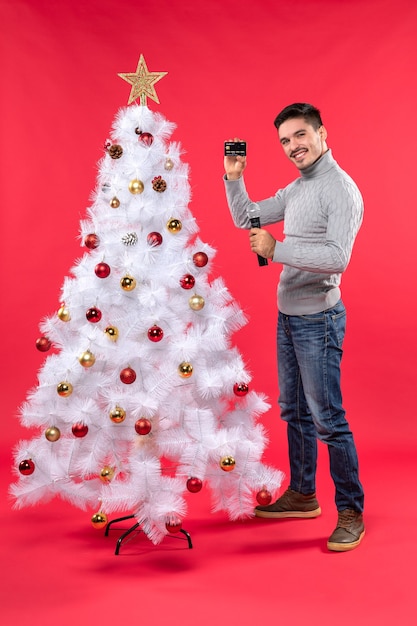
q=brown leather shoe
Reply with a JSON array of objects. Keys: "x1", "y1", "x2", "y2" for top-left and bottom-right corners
[
  {"x1": 327, "y1": 509, "x2": 365, "y2": 551},
  {"x1": 254, "y1": 487, "x2": 321, "y2": 519}
]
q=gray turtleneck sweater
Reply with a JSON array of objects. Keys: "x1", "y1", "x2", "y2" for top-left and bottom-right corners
[{"x1": 224, "y1": 149, "x2": 364, "y2": 315}]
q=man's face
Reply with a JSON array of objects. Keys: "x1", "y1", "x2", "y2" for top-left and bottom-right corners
[{"x1": 278, "y1": 117, "x2": 327, "y2": 170}]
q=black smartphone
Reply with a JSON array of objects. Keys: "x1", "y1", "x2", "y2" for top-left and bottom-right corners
[{"x1": 224, "y1": 141, "x2": 246, "y2": 156}]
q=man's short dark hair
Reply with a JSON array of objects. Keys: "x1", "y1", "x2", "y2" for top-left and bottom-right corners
[{"x1": 274, "y1": 103, "x2": 323, "y2": 131}]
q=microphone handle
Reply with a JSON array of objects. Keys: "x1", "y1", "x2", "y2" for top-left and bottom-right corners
[{"x1": 250, "y1": 217, "x2": 268, "y2": 266}]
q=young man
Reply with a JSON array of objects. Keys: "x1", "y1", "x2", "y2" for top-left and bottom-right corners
[{"x1": 223, "y1": 103, "x2": 365, "y2": 552}]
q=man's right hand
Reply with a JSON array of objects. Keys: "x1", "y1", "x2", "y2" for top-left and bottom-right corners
[{"x1": 224, "y1": 137, "x2": 247, "y2": 180}]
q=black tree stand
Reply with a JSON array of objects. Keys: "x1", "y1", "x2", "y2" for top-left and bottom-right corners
[{"x1": 105, "y1": 514, "x2": 193, "y2": 555}]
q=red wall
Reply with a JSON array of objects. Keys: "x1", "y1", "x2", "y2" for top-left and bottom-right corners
[{"x1": 1, "y1": 0, "x2": 416, "y2": 465}]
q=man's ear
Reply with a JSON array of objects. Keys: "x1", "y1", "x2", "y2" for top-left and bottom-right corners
[{"x1": 319, "y1": 125, "x2": 328, "y2": 141}]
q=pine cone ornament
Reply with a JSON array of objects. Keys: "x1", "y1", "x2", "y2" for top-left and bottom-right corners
[
  {"x1": 121, "y1": 232, "x2": 138, "y2": 246},
  {"x1": 152, "y1": 175, "x2": 167, "y2": 192},
  {"x1": 108, "y1": 144, "x2": 123, "y2": 159}
]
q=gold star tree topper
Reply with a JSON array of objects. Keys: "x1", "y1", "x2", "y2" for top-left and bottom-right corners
[{"x1": 118, "y1": 54, "x2": 168, "y2": 106}]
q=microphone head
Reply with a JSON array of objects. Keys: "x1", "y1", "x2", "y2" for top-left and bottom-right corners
[{"x1": 247, "y1": 202, "x2": 261, "y2": 218}]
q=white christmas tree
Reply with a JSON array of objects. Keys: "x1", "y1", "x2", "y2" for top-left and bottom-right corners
[{"x1": 10, "y1": 56, "x2": 283, "y2": 546}]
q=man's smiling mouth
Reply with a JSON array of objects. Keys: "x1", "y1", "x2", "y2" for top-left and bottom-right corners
[{"x1": 291, "y1": 149, "x2": 307, "y2": 160}]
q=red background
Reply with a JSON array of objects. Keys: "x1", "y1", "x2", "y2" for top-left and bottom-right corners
[{"x1": 1, "y1": 0, "x2": 416, "y2": 624}]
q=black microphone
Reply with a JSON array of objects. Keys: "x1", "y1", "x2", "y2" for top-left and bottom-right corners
[{"x1": 248, "y1": 202, "x2": 268, "y2": 266}]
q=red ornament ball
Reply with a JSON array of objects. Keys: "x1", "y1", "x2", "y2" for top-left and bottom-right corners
[
  {"x1": 180, "y1": 274, "x2": 195, "y2": 290},
  {"x1": 72, "y1": 423, "x2": 89, "y2": 438},
  {"x1": 135, "y1": 418, "x2": 152, "y2": 435},
  {"x1": 147, "y1": 325, "x2": 164, "y2": 342},
  {"x1": 95, "y1": 262, "x2": 111, "y2": 278},
  {"x1": 19, "y1": 459, "x2": 35, "y2": 475},
  {"x1": 256, "y1": 489, "x2": 273, "y2": 506},
  {"x1": 86, "y1": 307, "x2": 102, "y2": 323},
  {"x1": 147, "y1": 231, "x2": 163, "y2": 247},
  {"x1": 193, "y1": 251, "x2": 208, "y2": 267},
  {"x1": 120, "y1": 367, "x2": 136, "y2": 384},
  {"x1": 138, "y1": 132, "x2": 154, "y2": 146},
  {"x1": 84, "y1": 233, "x2": 99, "y2": 249},
  {"x1": 165, "y1": 517, "x2": 182, "y2": 534},
  {"x1": 186, "y1": 477, "x2": 203, "y2": 493},
  {"x1": 233, "y1": 382, "x2": 249, "y2": 396},
  {"x1": 36, "y1": 336, "x2": 51, "y2": 352}
]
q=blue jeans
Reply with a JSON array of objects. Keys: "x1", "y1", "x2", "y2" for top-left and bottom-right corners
[{"x1": 277, "y1": 301, "x2": 364, "y2": 512}]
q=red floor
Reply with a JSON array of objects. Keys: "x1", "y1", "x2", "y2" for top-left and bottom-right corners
[
  {"x1": 2, "y1": 435, "x2": 416, "y2": 625},
  {"x1": 2, "y1": 323, "x2": 416, "y2": 624}
]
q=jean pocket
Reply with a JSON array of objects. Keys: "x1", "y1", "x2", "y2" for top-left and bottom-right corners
[{"x1": 330, "y1": 309, "x2": 346, "y2": 346}]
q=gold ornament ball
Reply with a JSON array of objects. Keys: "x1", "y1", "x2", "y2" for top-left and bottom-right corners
[
  {"x1": 164, "y1": 157, "x2": 174, "y2": 171},
  {"x1": 104, "y1": 326, "x2": 119, "y2": 341},
  {"x1": 57, "y1": 304, "x2": 71, "y2": 322},
  {"x1": 120, "y1": 275, "x2": 137, "y2": 291},
  {"x1": 99, "y1": 466, "x2": 115, "y2": 483},
  {"x1": 128, "y1": 179, "x2": 144, "y2": 194},
  {"x1": 178, "y1": 361, "x2": 193, "y2": 378},
  {"x1": 57, "y1": 382, "x2": 73, "y2": 397},
  {"x1": 91, "y1": 512, "x2": 108, "y2": 529},
  {"x1": 45, "y1": 426, "x2": 61, "y2": 442},
  {"x1": 220, "y1": 456, "x2": 236, "y2": 472},
  {"x1": 189, "y1": 294, "x2": 205, "y2": 311},
  {"x1": 167, "y1": 218, "x2": 182, "y2": 233},
  {"x1": 78, "y1": 350, "x2": 96, "y2": 368},
  {"x1": 110, "y1": 196, "x2": 120, "y2": 208},
  {"x1": 110, "y1": 406, "x2": 126, "y2": 423}
]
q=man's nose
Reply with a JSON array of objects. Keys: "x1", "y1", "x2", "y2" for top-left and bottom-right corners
[{"x1": 289, "y1": 138, "x2": 299, "y2": 151}]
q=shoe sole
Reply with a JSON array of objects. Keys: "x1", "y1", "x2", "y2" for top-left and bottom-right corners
[
  {"x1": 254, "y1": 507, "x2": 321, "y2": 519},
  {"x1": 327, "y1": 530, "x2": 365, "y2": 552}
]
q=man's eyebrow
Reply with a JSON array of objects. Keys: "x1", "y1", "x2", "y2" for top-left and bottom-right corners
[{"x1": 279, "y1": 129, "x2": 306, "y2": 144}]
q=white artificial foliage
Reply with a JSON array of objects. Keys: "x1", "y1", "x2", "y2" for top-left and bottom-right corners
[{"x1": 11, "y1": 104, "x2": 283, "y2": 545}]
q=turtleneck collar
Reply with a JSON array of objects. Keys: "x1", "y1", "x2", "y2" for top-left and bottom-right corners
[{"x1": 300, "y1": 149, "x2": 334, "y2": 179}]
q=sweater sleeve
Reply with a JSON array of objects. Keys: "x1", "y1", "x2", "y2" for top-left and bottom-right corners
[
  {"x1": 273, "y1": 176, "x2": 364, "y2": 273},
  {"x1": 224, "y1": 175, "x2": 286, "y2": 229}
]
